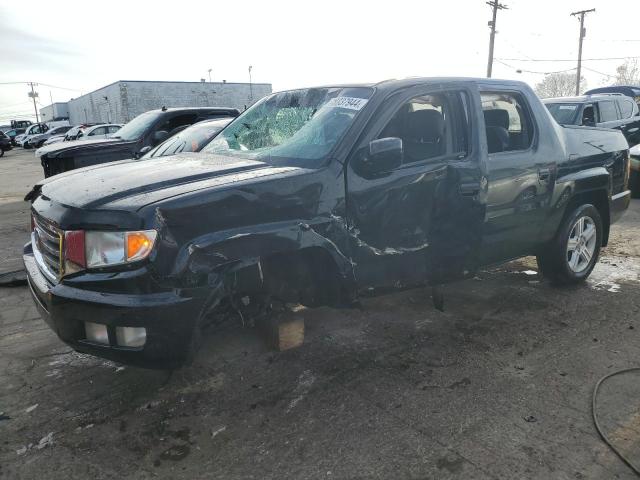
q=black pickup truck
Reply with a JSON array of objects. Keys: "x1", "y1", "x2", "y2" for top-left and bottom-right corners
[
  {"x1": 36, "y1": 107, "x2": 239, "y2": 177},
  {"x1": 23, "y1": 78, "x2": 631, "y2": 368}
]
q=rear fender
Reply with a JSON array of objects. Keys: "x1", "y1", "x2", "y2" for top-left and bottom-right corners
[{"x1": 541, "y1": 166, "x2": 611, "y2": 245}]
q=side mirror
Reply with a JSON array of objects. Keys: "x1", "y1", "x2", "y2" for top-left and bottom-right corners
[
  {"x1": 136, "y1": 146, "x2": 152, "y2": 158},
  {"x1": 355, "y1": 137, "x2": 403, "y2": 177},
  {"x1": 152, "y1": 130, "x2": 169, "y2": 145}
]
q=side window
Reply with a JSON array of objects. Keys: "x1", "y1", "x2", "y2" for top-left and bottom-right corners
[
  {"x1": 156, "y1": 114, "x2": 198, "y2": 136},
  {"x1": 481, "y1": 92, "x2": 534, "y2": 154},
  {"x1": 598, "y1": 101, "x2": 618, "y2": 122},
  {"x1": 377, "y1": 91, "x2": 468, "y2": 164},
  {"x1": 618, "y1": 99, "x2": 634, "y2": 119},
  {"x1": 582, "y1": 104, "x2": 597, "y2": 125}
]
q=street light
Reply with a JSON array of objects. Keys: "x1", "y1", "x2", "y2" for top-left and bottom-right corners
[
  {"x1": 248, "y1": 65, "x2": 253, "y2": 103},
  {"x1": 208, "y1": 68, "x2": 212, "y2": 82}
]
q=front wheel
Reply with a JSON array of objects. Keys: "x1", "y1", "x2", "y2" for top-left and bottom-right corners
[
  {"x1": 0, "y1": 149, "x2": 4, "y2": 158},
  {"x1": 536, "y1": 204, "x2": 602, "y2": 285}
]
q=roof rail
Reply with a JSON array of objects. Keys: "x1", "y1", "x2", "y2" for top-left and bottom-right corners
[{"x1": 587, "y1": 92, "x2": 625, "y2": 97}]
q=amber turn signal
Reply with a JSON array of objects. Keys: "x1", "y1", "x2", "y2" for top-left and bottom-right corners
[{"x1": 126, "y1": 231, "x2": 157, "y2": 262}]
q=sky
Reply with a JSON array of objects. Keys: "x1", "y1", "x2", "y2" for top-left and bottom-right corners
[{"x1": 1, "y1": 0, "x2": 638, "y2": 124}]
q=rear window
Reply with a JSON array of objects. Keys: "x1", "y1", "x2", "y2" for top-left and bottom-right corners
[{"x1": 618, "y1": 98, "x2": 635, "y2": 119}]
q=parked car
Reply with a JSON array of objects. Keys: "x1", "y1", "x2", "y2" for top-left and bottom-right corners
[
  {"x1": 62, "y1": 125, "x2": 90, "y2": 142},
  {"x1": 42, "y1": 134, "x2": 67, "y2": 146},
  {"x1": 24, "y1": 78, "x2": 630, "y2": 367},
  {"x1": 27, "y1": 125, "x2": 73, "y2": 148},
  {"x1": 585, "y1": 85, "x2": 640, "y2": 108},
  {"x1": 0, "y1": 131, "x2": 12, "y2": 157},
  {"x1": 76, "y1": 124, "x2": 123, "y2": 141},
  {"x1": 37, "y1": 107, "x2": 240, "y2": 177},
  {"x1": 543, "y1": 94, "x2": 640, "y2": 147},
  {"x1": 2, "y1": 128, "x2": 26, "y2": 146},
  {"x1": 143, "y1": 117, "x2": 233, "y2": 158},
  {"x1": 19, "y1": 123, "x2": 49, "y2": 149}
]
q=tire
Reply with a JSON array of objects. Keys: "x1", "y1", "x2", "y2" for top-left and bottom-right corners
[
  {"x1": 0, "y1": 149, "x2": 4, "y2": 158},
  {"x1": 536, "y1": 204, "x2": 602, "y2": 285}
]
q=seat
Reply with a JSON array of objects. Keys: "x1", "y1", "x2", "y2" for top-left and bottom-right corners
[
  {"x1": 484, "y1": 109, "x2": 510, "y2": 153},
  {"x1": 402, "y1": 109, "x2": 445, "y2": 162}
]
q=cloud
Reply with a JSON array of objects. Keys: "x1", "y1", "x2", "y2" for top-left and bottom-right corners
[{"x1": 0, "y1": 13, "x2": 80, "y2": 71}]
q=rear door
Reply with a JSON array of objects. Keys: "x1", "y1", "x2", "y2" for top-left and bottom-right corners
[
  {"x1": 478, "y1": 89, "x2": 555, "y2": 264},
  {"x1": 346, "y1": 84, "x2": 485, "y2": 289}
]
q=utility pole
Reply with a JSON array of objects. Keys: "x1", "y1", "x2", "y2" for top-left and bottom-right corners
[
  {"x1": 571, "y1": 8, "x2": 595, "y2": 95},
  {"x1": 208, "y1": 68, "x2": 212, "y2": 82},
  {"x1": 248, "y1": 65, "x2": 253, "y2": 103},
  {"x1": 28, "y1": 82, "x2": 40, "y2": 123},
  {"x1": 486, "y1": 0, "x2": 508, "y2": 78}
]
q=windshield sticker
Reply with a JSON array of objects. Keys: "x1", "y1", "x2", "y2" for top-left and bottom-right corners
[
  {"x1": 559, "y1": 105, "x2": 577, "y2": 110},
  {"x1": 325, "y1": 97, "x2": 369, "y2": 111}
]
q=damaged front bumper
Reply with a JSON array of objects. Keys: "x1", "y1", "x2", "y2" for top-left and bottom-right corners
[{"x1": 23, "y1": 241, "x2": 207, "y2": 368}]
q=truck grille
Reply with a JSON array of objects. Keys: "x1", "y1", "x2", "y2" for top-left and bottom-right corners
[{"x1": 33, "y1": 214, "x2": 63, "y2": 282}]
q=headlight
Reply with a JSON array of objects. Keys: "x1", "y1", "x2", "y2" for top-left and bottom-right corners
[{"x1": 64, "y1": 229, "x2": 157, "y2": 270}]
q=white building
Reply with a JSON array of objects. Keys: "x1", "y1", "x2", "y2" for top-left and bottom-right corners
[{"x1": 40, "y1": 80, "x2": 272, "y2": 125}]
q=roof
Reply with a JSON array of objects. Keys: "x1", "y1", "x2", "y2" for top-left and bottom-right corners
[
  {"x1": 274, "y1": 77, "x2": 530, "y2": 94},
  {"x1": 542, "y1": 94, "x2": 631, "y2": 103},
  {"x1": 585, "y1": 85, "x2": 640, "y2": 96}
]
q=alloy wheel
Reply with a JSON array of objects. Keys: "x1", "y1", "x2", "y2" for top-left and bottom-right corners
[{"x1": 566, "y1": 215, "x2": 597, "y2": 273}]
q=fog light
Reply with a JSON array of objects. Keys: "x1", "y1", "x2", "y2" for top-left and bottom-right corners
[
  {"x1": 116, "y1": 326, "x2": 146, "y2": 347},
  {"x1": 85, "y1": 322, "x2": 109, "y2": 344}
]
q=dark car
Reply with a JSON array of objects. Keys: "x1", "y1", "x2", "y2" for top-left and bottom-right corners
[
  {"x1": 37, "y1": 107, "x2": 240, "y2": 177},
  {"x1": 0, "y1": 131, "x2": 12, "y2": 156},
  {"x1": 24, "y1": 78, "x2": 630, "y2": 368},
  {"x1": 543, "y1": 94, "x2": 640, "y2": 147},
  {"x1": 143, "y1": 117, "x2": 233, "y2": 159},
  {"x1": 3, "y1": 128, "x2": 26, "y2": 146},
  {"x1": 585, "y1": 85, "x2": 640, "y2": 108}
]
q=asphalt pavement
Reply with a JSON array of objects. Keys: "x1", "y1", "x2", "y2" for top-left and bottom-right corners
[{"x1": 2, "y1": 147, "x2": 640, "y2": 479}]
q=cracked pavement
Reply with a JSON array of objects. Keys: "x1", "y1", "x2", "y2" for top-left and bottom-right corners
[{"x1": 2, "y1": 148, "x2": 640, "y2": 479}]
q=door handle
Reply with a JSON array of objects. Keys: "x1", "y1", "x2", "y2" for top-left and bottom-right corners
[{"x1": 459, "y1": 182, "x2": 481, "y2": 196}]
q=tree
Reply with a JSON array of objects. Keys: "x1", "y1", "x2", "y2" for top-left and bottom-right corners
[
  {"x1": 534, "y1": 72, "x2": 587, "y2": 98},
  {"x1": 613, "y1": 59, "x2": 640, "y2": 86}
]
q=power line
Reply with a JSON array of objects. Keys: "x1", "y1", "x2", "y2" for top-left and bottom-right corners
[
  {"x1": 496, "y1": 55, "x2": 640, "y2": 62},
  {"x1": 494, "y1": 58, "x2": 576, "y2": 75}
]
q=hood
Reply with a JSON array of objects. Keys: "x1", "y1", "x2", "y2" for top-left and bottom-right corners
[
  {"x1": 38, "y1": 152, "x2": 300, "y2": 210},
  {"x1": 37, "y1": 137, "x2": 124, "y2": 157}
]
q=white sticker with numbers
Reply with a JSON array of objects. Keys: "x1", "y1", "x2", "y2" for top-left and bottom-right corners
[{"x1": 325, "y1": 97, "x2": 368, "y2": 111}]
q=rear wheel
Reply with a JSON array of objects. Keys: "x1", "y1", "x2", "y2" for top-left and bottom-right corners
[
  {"x1": 536, "y1": 204, "x2": 602, "y2": 285},
  {"x1": 0, "y1": 149, "x2": 4, "y2": 158}
]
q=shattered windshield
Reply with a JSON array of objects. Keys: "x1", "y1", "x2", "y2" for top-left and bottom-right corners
[
  {"x1": 545, "y1": 103, "x2": 580, "y2": 125},
  {"x1": 112, "y1": 111, "x2": 163, "y2": 141},
  {"x1": 202, "y1": 87, "x2": 373, "y2": 165}
]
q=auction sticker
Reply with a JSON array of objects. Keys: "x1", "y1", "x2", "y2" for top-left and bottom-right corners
[{"x1": 325, "y1": 97, "x2": 369, "y2": 111}]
